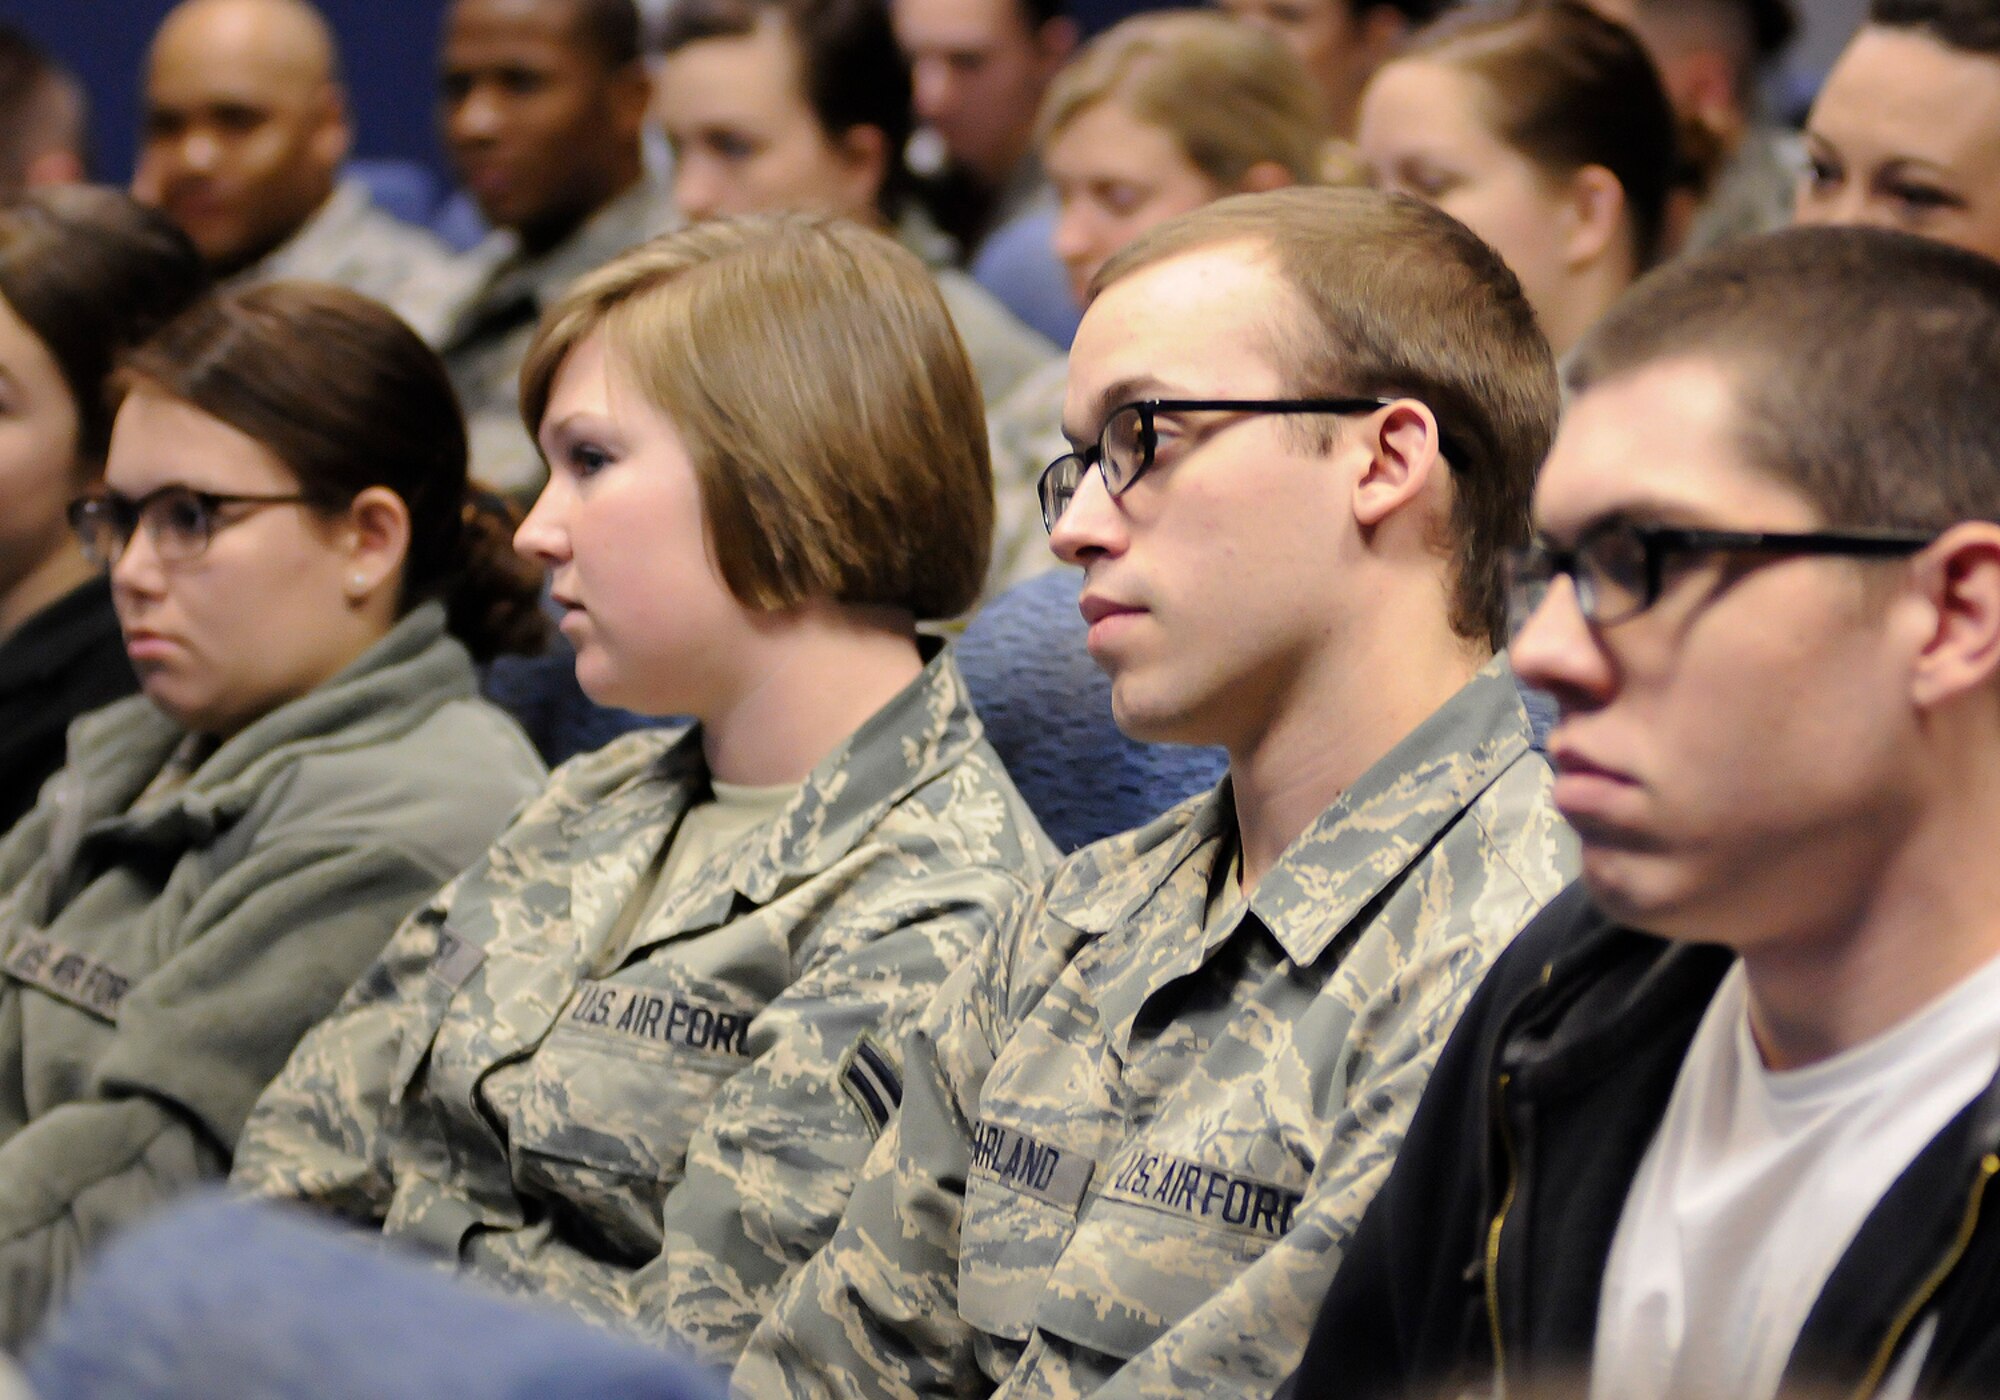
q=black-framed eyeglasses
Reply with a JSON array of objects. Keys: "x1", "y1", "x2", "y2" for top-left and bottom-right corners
[
  {"x1": 67, "y1": 485, "x2": 312, "y2": 568},
  {"x1": 1037, "y1": 396, "x2": 1405, "y2": 533},
  {"x1": 1507, "y1": 518, "x2": 1939, "y2": 627}
]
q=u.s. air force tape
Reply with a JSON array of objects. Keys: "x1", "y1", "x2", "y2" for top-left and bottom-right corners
[
  {"x1": 3, "y1": 935, "x2": 130, "y2": 1022},
  {"x1": 840, "y1": 1034, "x2": 903, "y2": 1137},
  {"x1": 564, "y1": 980, "x2": 755, "y2": 1058},
  {"x1": 1100, "y1": 1149, "x2": 1304, "y2": 1241},
  {"x1": 969, "y1": 1120, "x2": 1095, "y2": 1212}
]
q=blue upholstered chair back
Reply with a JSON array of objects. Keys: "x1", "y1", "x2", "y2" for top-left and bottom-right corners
[{"x1": 956, "y1": 570, "x2": 1228, "y2": 853}]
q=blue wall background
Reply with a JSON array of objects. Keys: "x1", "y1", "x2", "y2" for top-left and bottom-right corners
[{"x1": 0, "y1": 0, "x2": 456, "y2": 185}]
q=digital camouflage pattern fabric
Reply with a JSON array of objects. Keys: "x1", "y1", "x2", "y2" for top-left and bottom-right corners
[
  {"x1": 0, "y1": 603, "x2": 544, "y2": 1346},
  {"x1": 736, "y1": 657, "x2": 1579, "y2": 1399},
  {"x1": 434, "y1": 175, "x2": 673, "y2": 499},
  {"x1": 234, "y1": 651, "x2": 1055, "y2": 1369},
  {"x1": 230, "y1": 179, "x2": 462, "y2": 343}
]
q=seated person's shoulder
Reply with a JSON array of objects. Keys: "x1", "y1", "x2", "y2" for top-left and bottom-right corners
[{"x1": 245, "y1": 698, "x2": 548, "y2": 874}]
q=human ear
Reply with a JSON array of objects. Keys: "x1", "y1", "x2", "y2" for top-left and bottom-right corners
[
  {"x1": 610, "y1": 59, "x2": 654, "y2": 140},
  {"x1": 339, "y1": 485, "x2": 413, "y2": 603},
  {"x1": 1351, "y1": 400, "x2": 1442, "y2": 529},
  {"x1": 1236, "y1": 160, "x2": 1293, "y2": 195},
  {"x1": 310, "y1": 83, "x2": 353, "y2": 171},
  {"x1": 1356, "y1": 3, "x2": 1411, "y2": 67},
  {"x1": 1035, "y1": 15, "x2": 1079, "y2": 69},
  {"x1": 835, "y1": 124, "x2": 891, "y2": 217},
  {"x1": 1561, "y1": 164, "x2": 1627, "y2": 272},
  {"x1": 1909, "y1": 522, "x2": 2000, "y2": 709}
]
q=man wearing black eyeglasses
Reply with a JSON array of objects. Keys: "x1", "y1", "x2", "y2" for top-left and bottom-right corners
[
  {"x1": 1284, "y1": 224, "x2": 2000, "y2": 1400},
  {"x1": 738, "y1": 186, "x2": 1577, "y2": 1398}
]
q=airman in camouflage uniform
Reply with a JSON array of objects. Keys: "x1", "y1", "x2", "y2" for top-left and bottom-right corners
[
  {"x1": 435, "y1": 175, "x2": 673, "y2": 499},
  {"x1": 733, "y1": 185, "x2": 1580, "y2": 1397},
  {"x1": 131, "y1": 0, "x2": 457, "y2": 339},
  {"x1": 233, "y1": 178, "x2": 460, "y2": 342},
  {"x1": 234, "y1": 651, "x2": 1055, "y2": 1367}
]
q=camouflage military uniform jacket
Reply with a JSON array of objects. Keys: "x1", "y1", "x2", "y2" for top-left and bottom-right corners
[
  {"x1": 435, "y1": 176, "x2": 674, "y2": 499},
  {"x1": 231, "y1": 179, "x2": 460, "y2": 342},
  {"x1": 735, "y1": 658, "x2": 1578, "y2": 1399},
  {"x1": 234, "y1": 651, "x2": 1054, "y2": 1368},
  {"x1": 0, "y1": 603, "x2": 545, "y2": 1346}
]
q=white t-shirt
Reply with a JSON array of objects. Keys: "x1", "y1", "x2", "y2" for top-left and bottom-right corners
[{"x1": 1590, "y1": 950, "x2": 2000, "y2": 1400}]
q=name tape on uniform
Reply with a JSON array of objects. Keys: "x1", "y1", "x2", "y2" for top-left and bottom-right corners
[
  {"x1": 565, "y1": 980, "x2": 754, "y2": 1058},
  {"x1": 1102, "y1": 1149, "x2": 1303, "y2": 1241},
  {"x1": 4, "y1": 935, "x2": 131, "y2": 1022},
  {"x1": 970, "y1": 1119, "x2": 1094, "y2": 1212}
]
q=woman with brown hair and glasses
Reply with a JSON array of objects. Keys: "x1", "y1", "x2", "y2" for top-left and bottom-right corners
[
  {"x1": 0, "y1": 280, "x2": 548, "y2": 1344},
  {"x1": 235, "y1": 215, "x2": 1053, "y2": 1369},
  {"x1": 0, "y1": 186, "x2": 208, "y2": 830}
]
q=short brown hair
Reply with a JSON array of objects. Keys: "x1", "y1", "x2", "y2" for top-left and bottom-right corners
[
  {"x1": 0, "y1": 187, "x2": 207, "y2": 466},
  {"x1": 1094, "y1": 186, "x2": 1558, "y2": 650},
  {"x1": 1036, "y1": 11, "x2": 1328, "y2": 188},
  {"x1": 122, "y1": 282, "x2": 547, "y2": 661},
  {"x1": 1569, "y1": 224, "x2": 2000, "y2": 532},
  {"x1": 521, "y1": 215, "x2": 993, "y2": 619}
]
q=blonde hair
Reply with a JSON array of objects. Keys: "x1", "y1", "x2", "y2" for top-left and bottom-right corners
[
  {"x1": 520, "y1": 215, "x2": 992, "y2": 620},
  {"x1": 1037, "y1": 10, "x2": 1328, "y2": 187}
]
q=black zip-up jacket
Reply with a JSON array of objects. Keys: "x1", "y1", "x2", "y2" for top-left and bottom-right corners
[{"x1": 1279, "y1": 882, "x2": 2000, "y2": 1400}]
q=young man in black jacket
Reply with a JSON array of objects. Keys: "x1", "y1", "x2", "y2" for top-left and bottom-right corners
[{"x1": 1284, "y1": 225, "x2": 2000, "y2": 1400}]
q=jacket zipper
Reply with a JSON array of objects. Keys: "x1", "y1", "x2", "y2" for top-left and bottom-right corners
[
  {"x1": 1846, "y1": 1151, "x2": 2000, "y2": 1400},
  {"x1": 1485, "y1": 1070, "x2": 1520, "y2": 1395}
]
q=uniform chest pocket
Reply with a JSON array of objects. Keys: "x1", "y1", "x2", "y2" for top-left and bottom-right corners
[
  {"x1": 959, "y1": 1119, "x2": 1096, "y2": 1341},
  {"x1": 507, "y1": 977, "x2": 758, "y2": 1182},
  {"x1": 1031, "y1": 1149, "x2": 1304, "y2": 1362}
]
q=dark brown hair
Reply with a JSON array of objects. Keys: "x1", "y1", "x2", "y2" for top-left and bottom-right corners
[
  {"x1": 658, "y1": 0, "x2": 914, "y2": 217},
  {"x1": 122, "y1": 282, "x2": 547, "y2": 661},
  {"x1": 1569, "y1": 224, "x2": 2000, "y2": 532},
  {"x1": 1095, "y1": 186, "x2": 1559, "y2": 650},
  {"x1": 0, "y1": 186, "x2": 207, "y2": 468},
  {"x1": 521, "y1": 216, "x2": 992, "y2": 620},
  {"x1": 1405, "y1": 0, "x2": 1685, "y2": 269},
  {"x1": 1871, "y1": 0, "x2": 2000, "y2": 54}
]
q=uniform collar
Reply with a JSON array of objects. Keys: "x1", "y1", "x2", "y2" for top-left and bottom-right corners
[
  {"x1": 1046, "y1": 655, "x2": 1535, "y2": 968},
  {"x1": 559, "y1": 646, "x2": 986, "y2": 915}
]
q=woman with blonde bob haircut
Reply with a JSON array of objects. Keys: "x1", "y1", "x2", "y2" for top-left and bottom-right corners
[{"x1": 236, "y1": 214, "x2": 1054, "y2": 1367}]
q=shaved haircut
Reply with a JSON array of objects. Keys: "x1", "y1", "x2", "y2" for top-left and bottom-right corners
[
  {"x1": 151, "y1": 0, "x2": 342, "y2": 85},
  {"x1": 562, "y1": 0, "x2": 643, "y2": 66}
]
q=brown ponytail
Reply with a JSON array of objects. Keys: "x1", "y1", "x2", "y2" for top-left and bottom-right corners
[
  {"x1": 447, "y1": 487, "x2": 551, "y2": 662},
  {"x1": 119, "y1": 281, "x2": 548, "y2": 661}
]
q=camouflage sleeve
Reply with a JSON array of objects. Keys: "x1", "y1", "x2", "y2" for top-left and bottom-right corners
[
  {"x1": 588, "y1": 862, "x2": 1039, "y2": 1371},
  {"x1": 1090, "y1": 919, "x2": 1533, "y2": 1399},
  {"x1": 230, "y1": 874, "x2": 465, "y2": 1217},
  {"x1": 0, "y1": 839, "x2": 459, "y2": 1348},
  {"x1": 731, "y1": 911, "x2": 1019, "y2": 1400}
]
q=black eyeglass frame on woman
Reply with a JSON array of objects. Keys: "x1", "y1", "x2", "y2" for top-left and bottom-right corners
[
  {"x1": 67, "y1": 484, "x2": 312, "y2": 568},
  {"x1": 1507, "y1": 517, "x2": 1940, "y2": 628},
  {"x1": 1037, "y1": 396, "x2": 1435, "y2": 533}
]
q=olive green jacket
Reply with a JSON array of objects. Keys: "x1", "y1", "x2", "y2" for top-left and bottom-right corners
[
  {"x1": 234, "y1": 651, "x2": 1056, "y2": 1368},
  {"x1": 0, "y1": 603, "x2": 545, "y2": 1345}
]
